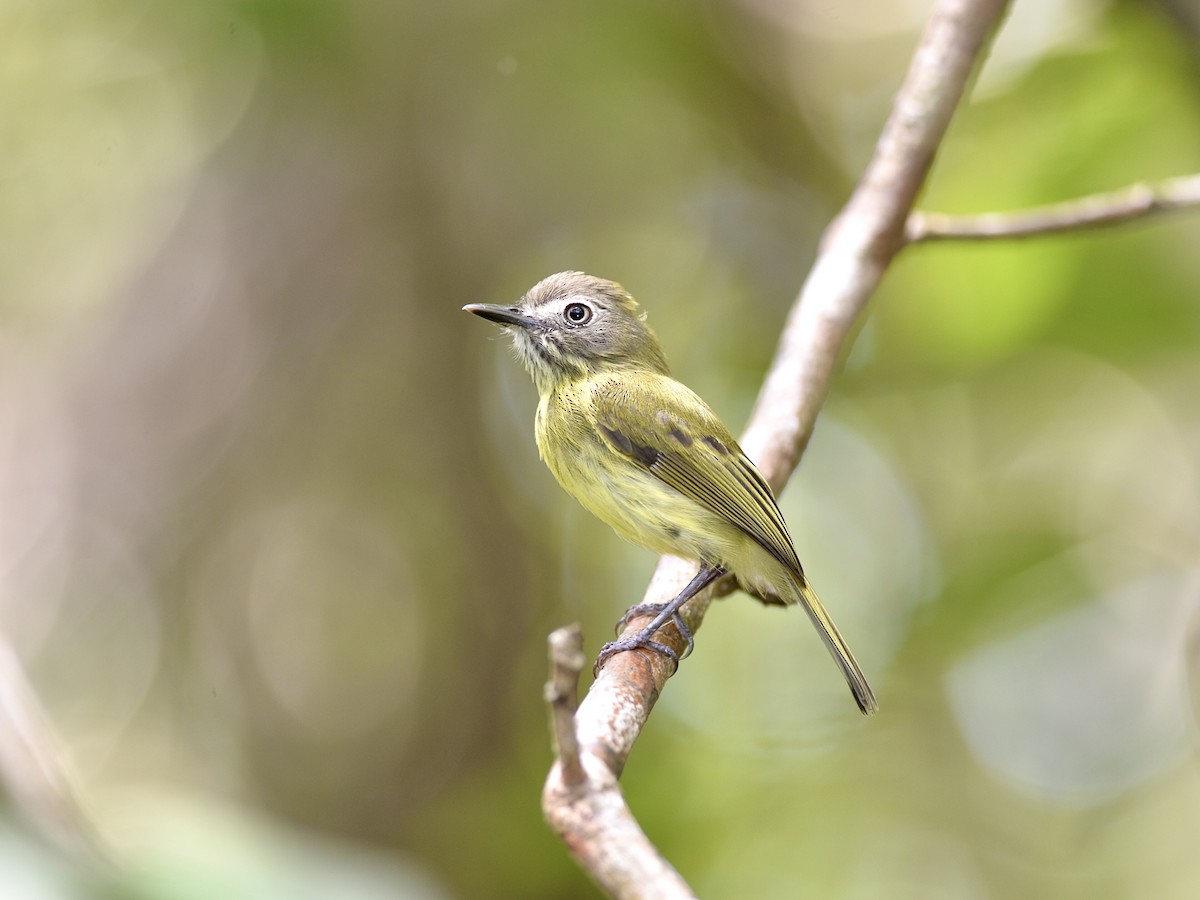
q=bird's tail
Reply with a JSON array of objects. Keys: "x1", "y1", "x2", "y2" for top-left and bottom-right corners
[{"x1": 788, "y1": 576, "x2": 878, "y2": 715}]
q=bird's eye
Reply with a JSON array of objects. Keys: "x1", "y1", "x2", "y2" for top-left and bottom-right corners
[{"x1": 564, "y1": 302, "x2": 593, "y2": 325}]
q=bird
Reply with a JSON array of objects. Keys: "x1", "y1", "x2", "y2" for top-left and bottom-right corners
[{"x1": 464, "y1": 271, "x2": 877, "y2": 714}]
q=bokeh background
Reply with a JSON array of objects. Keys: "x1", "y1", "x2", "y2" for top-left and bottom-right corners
[{"x1": 3, "y1": 0, "x2": 1200, "y2": 897}]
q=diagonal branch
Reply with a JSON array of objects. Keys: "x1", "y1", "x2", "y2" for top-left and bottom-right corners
[
  {"x1": 905, "y1": 173, "x2": 1200, "y2": 243},
  {"x1": 541, "y1": 0, "x2": 1013, "y2": 895}
]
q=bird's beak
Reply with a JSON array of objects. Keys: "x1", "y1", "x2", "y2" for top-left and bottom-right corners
[{"x1": 462, "y1": 303, "x2": 542, "y2": 330}]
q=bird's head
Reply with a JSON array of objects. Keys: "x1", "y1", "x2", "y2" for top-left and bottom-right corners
[{"x1": 464, "y1": 272, "x2": 669, "y2": 393}]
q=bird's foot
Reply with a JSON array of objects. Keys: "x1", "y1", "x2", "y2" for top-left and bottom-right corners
[
  {"x1": 594, "y1": 563, "x2": 723, "y2": 676},
  {"x1": 617, "y1": 602, "x2": 695, "y2": 657},
  {"x1": 594, "y1": 608, "x2": 695, "y2": 676},
  {"x1": 594, "y1": 635, "x2": 678, "y2": 676}
]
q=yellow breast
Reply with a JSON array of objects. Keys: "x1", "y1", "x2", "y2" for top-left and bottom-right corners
[{"x1": 535, "y1": 380, "x2": 743, "y2": 563}]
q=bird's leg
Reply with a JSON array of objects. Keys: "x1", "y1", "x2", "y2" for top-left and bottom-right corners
[{"x1": 594, "y1": 563, "x2": 726, "y2": 675}]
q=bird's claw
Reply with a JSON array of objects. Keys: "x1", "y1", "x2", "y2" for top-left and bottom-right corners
[
  {"x1": 593, "y1": 637, "x2": 678, "y2": 677},
  {"x1": 594, "y1": 608, "x2": 696, "y2": 675}
]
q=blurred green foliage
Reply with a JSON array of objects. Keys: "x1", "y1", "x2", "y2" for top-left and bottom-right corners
[{"x1": 2, "y1": 0, "x2": 1200, "y2": 897}]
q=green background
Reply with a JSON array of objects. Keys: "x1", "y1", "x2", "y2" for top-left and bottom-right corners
[{"x1": 3, "y1": 0, "x2": 1200, "y2": 897}]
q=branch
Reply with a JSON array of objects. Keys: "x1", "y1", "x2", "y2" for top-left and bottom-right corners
[
  {"x1": 542, "y1": 0, "x2": 1012, "y2": 895},
  {"x1": 740, "y1": 0, "x2": 1011, "y2": 484},
  {"x1": 905, "y1": 173, "x2": 1200, "y2": 243},
  {"x1": 542, "y1": 564, "x2": 708, "y2": 900},
  {"x1": 544, "y1": 625, "x2": 586, "y2": 786}
]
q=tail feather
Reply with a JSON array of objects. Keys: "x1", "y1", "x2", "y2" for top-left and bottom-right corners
[{"x1": 790, "y1": 577, "x2": 878, "y2": 715}]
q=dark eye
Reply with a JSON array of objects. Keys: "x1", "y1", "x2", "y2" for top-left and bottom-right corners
[{"x1": 564, "y1": 302, "x2": 593, "y2": 325}]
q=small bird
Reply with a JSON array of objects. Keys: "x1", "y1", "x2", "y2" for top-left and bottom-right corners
[{"x1": 464, "y1": 272, "x2": 877, "y2": 714}]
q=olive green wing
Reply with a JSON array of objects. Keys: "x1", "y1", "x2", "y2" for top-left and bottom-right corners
[
  {"x1": 590, "y1": 374, "x2": 879, "y2": 715},
  {"x1": 588, "y1": 374, "x2": 804, "y2": 577}
]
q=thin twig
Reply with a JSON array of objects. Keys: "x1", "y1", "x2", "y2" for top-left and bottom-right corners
[
  {"x1": 906, "y1": 173, "x2": 1200, "y2": 243},
  {"x1": 545, "y1": 625, "x2": 586, "y2": 786},
  {"x1": 541, "y1": 0, "x2": 1012, "y2": 896}
]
